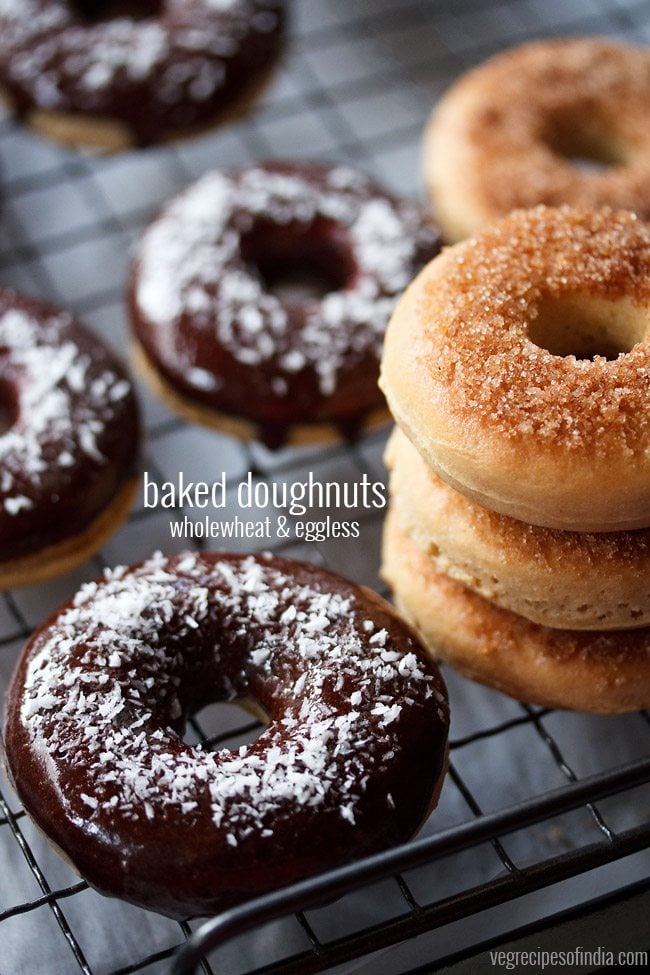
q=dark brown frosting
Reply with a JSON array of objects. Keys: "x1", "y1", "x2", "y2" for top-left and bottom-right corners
[
  {"x1": 129, "y1": 161, "x2": 441, "y2": 446},
  {"x1": 0, "y1": 0, "x2": 286, "y2": 145},
  {"x1": 3, "y1": 551, "x2": 449, "y2": 918},
  {"x1": 0, "y1": 288, "x2": 140, "y2": 564}
]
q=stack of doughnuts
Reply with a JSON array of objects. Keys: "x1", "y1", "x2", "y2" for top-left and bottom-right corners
[{"x1": 380, "y1": 205, "x2": 650, "y2": 714}]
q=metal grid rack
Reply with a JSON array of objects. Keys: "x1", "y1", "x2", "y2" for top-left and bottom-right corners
[{"x1": 1, "y1": 1, "x2": 650, "y2": 973}]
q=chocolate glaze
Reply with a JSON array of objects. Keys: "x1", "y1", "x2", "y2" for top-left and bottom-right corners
[
  {"x1": 4, "y1": 551, "x2": 449, "y2": 918},
  {"x1": 0, "y1": 289, "x2": 140, "y2": 564},
  {"x1": 129, "y1": 161, "x2": 441, "y2": 447},
  {"x1": 0, "y1": 0, "x2": 286, "y2": 146}
]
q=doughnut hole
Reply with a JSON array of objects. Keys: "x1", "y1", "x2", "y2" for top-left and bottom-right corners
[
  {"x1": 183, "y1": 698, "x2": 268, "y2": 752},
  {"x1": 543, "y1": 112, "x2": 627, "y2": 172},
  {"x1": 527, "y1": 295, "x2": 650, "y2": 360},
  {"x1": 241, "y1": 221, "x2": 356, "y2": 305},
  {"x1": 70, "y1": 0, "x2": 163, "y2": 23}
]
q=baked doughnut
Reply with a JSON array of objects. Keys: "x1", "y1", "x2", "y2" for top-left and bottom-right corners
[
  {"x1": 4, "y1": 550, "x2": 449, "y2": 918},
  {"x1": 0, "y1": 289, "x2": 140, "y2": 588},
  {"x1": 382, "y1": 509, "x2": 650, "y2": 714},
  {"x1": 424, "y1": 37, "x2": 650, "y2": 242},
  {"x1": 129, "y1": 161, "x2": 440, "y2": 448},
  {"x1": 380, "y1": 206, "x2": 650, "y2": 532},
  {"x1": 0, "y1": 1, "x2": 285, "y2": 149},
  {"x1": 386, "y1": 427, "x2": 650, "y2": 631}
]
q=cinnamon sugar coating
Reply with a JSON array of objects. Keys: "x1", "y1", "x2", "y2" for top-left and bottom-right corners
[
  {"x1": 381, "y1": 205, "x2": 650, "y2": 530},
  {"x1": 425, "y1": 37, "x2": 650, "y2": 240},
  {"x1": 420, "y1": 206, "x2": 650, "y2": 451}
]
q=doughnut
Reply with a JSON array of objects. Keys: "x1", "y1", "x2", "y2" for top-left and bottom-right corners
[
  {"x1": 3, "y1": 550, "x2": 449, "y2": 918},
  {"x1": 129, "y1": 161, "x2": 440, "y2": 449},
  {"x1": 0, "y1": 1, "x2": 285, "y2": 149},
  {"x1": 424, "y1": 37, "x2": 650, "y2": 242},
  {"x1": 382, "y1": 509, "x2": 650, "y2": 714},
  {"x1": 386, "y1": 427, "x2": 650, "y2": 631},
  {"x1": 0, "y1": 289, "x2": 140, "y2": 588},
  {"x1": 380, "y1": 205, "x2": 650, "y2": 532}
]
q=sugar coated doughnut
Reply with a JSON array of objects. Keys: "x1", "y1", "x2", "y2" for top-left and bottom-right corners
[
  {"x1": 382, "y1": 509, "x2": 650, "y2": 714},
  {"x1": 4, "y1": 550, "x2": 449, "y2": 918},
  {"x1": 386, "y1": 427, "x2": 650, "y2": 631},
  {"x1": 0, "y1": 289, "x2": 140, "y2": 588},
  {"x1": 130, "y1": 161, "x2": 440, "y2": 448},
  {"x1": 0, "y1": 0, "x2": 285, "y2": 149},
  {"x1": 424, "y1": 37, "x2": 650, "y2": 242},
  {"x1": 381, "y1": 206, "x2": 650, "y2": 532}
]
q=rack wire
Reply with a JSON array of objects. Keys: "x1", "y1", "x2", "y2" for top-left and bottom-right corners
[{"x1": 1, "y1": 1, "x2": 650, "y2": 973}]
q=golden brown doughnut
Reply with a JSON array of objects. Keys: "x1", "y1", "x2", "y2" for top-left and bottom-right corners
[
  {"x1": 386, "y1": 427, "x2": 650, "y2": 631},
  {"x1": 382, "y1": 509, "x2": 650, "y2": 714},
  {"x1": 424, "y1": 37, "x2": 650, "y2": 242},
  {"x1": 380, "y1": 206, "x2": 650, "y2": 532}
]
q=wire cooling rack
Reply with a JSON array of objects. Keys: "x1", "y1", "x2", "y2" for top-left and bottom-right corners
[{"x1": 2, "y1": 1, "x2": 650, "y2": 973}]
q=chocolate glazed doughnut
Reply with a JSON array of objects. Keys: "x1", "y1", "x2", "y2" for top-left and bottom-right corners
[
  {"x1": 0, "y1": 289, "x2": 140, "y2": 587},
  {"x1": 0, "y1": 1, "x2": 286, "y2": 148},
  {"x1": 3, "y1": 551, "x2": 449, "y2": 918},
  {"x1": 129, "y1": 161, "x2": 441, "y2": 448}
]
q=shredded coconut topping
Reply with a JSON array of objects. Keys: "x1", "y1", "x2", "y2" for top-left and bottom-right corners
[
  {"x1": 0, "y1": 1, "x2": 281, "y2": 118},
  {"x1": 17, "y1": 552, "x2": 445, "y2": 844},
  {"x1": 134, "y1": 165, "x2": 438, "y2": 397},
  {"x1": 0, "y1": 302, "x2": 132, "y2": 518}
]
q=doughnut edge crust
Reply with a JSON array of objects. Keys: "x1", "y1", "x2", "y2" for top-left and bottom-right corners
[
  {"x1": 382, "y1": 510, "x2": 650, "y2": 714},
  {"x1": 132, "y1": 341, "x2": 392, "y2": 448},
  {"x1": 3, "y1": 550, "x2": 449, "y2": 918},
  {"x1": 386, "y1": 427, "x2": 650, "y2": 631}
]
